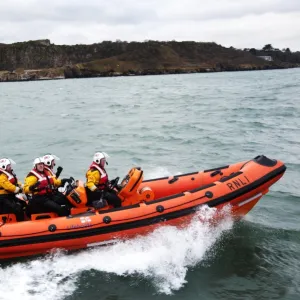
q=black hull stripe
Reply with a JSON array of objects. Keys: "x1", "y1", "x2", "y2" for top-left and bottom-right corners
[
  {"x1": 204, "y1": 165, "x2": 229, "y2": 173},
  {"x1": 190, "y1": 183, "x2": 216, "y2": 194},
  {"x1": 175, "y1": 171, "x2": 199, "y2": 178},
  {"x1": 0, "y1": 165, "x2": 286, "y2": 249},
  {"x1": 219, "y1": 171, "x2": 243, "y2": 182}
]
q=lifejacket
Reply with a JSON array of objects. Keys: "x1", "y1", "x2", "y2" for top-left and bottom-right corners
[
  {"x1": 0, "y1": 169, "x2": 18, "y2": 192},
  {"x1": 44, "y1": 166, "x2": 55, "y2": 177},
  {"x1": 29, "y1": 169, "x2": 55, "y2": 195},
  {"x1": 89, "y1": 162, "x2": 108, "y2": 190}
]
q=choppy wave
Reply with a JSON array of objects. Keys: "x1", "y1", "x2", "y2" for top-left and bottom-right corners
[{"x1": 1, "y1": 69, "x2": 300, "y2": 300}]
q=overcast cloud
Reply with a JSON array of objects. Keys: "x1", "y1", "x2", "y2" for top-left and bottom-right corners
[{"x1": 0, "y1": 0, "x2": 300, "y2": 50}]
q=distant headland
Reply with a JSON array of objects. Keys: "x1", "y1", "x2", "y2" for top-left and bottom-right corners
[{"x1": 0, "y1": 39, "x2": 299, "y2": 82}]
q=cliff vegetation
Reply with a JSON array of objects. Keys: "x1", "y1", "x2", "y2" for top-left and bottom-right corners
[{"x1": 0, "y1": 40, "x2": 299, "y2": 82}]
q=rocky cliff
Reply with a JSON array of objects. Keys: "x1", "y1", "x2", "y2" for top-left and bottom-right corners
[{"x1": 0, "y1": 40, "x2": 299, "y2": 82}]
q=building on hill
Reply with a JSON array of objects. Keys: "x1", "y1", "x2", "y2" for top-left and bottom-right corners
[
  {"x1": 257, "y1": 56, "x2": 273, "y2": 61},
  {"x1": 32, "y1": 39, "x2": 51, "y2": 46}
]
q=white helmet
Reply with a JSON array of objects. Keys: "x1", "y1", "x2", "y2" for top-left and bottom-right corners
[
  {"x1": 43, "y1": 154, "x2": 60, "y2": 167},
  {"x1": 0, "y1": 158, "x2": 16, "y2": 170},
  {"x1": 93, "y1": 152, "x2": 109, "y2": 165},
  {"x1": 33, "y1": 157, "x2": 44, "y2": 167}
]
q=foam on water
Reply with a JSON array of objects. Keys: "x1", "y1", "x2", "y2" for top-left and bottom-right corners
[
  {"x1": 0, "y1": 205, "x2": 233, "y2": 300},
  {"x1": 143, "y1": 166, "x2": 182, "y2": 180}
]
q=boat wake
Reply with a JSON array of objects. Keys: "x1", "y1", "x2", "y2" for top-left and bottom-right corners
[{"x1": 0, "y1": 169, "x2": 234, "y2": 300}]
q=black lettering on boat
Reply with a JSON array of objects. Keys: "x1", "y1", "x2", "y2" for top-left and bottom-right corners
[
  {"x1": 244, "y1": 175, "x2": 250, "y2": 183},
  {"x1": 238, "y1": 178, "x2": 248, "y2": 185},
  {"x1": 232, "y1": 180, "x2": 241, "y2": 188},
  {"x1": 227, "y1": 175, "x2": 250, "y2": 191},
  {"x1": 227, "y1": 183, "x2": 235, "y2": 191}
]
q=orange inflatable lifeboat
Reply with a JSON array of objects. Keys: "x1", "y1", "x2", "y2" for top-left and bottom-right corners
[{"x1": 0, "y1": 155, "x2": 286, "y2": 260}]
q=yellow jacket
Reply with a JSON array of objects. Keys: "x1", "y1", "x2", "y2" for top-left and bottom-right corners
[
  {"x1": 86, "y1": 169, "x2": 101, "y2": 191},
  {"x1": 23, "y1": 173, "x2": 61, "y2": 195},
  {"x1": 0, "y1": 173, "x2": 21, "y2": 195}
]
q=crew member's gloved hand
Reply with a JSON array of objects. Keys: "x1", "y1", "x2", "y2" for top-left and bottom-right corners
[
  {"x1": 29, "y1": 181, "x2": 40, "y2": 192},
  {"x1": 109, "y1": 178, "x2": 117, "y2": 186},
  {"x1": 61, "y1": 178, "x2": 72, "y2": 186},
  {"x1": 56, "y1": 166, "x2": 63, "y2": 178}
]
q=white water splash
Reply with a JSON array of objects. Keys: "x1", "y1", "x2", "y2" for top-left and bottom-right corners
[
  {"x1": 144, "y1": 166, "x2": 182, "y2": 180},
  {"x1": 0, "y1": 206, "x2": 233, "y2": 300}
]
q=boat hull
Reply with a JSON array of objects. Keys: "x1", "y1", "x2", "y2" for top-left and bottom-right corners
[{"x1": 0, "y1": 155, "x2": 286, "y2": 260}]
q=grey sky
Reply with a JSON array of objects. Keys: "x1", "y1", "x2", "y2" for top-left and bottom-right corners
[{"x1": 1, "y1": 0, "x2": 300, "y2": 50}]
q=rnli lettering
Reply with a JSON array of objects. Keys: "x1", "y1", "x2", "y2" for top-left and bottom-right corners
[
  {"x1": 67, "y1": 223, "x2": 92, "y2": 230},
  {"x1": 227, "y1": 175, "x2": 250, "y2": 191}
]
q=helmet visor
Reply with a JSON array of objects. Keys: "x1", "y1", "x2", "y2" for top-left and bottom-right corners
[{"x1": 100, "y1": 158, "x2": 106, "y2": 167}]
